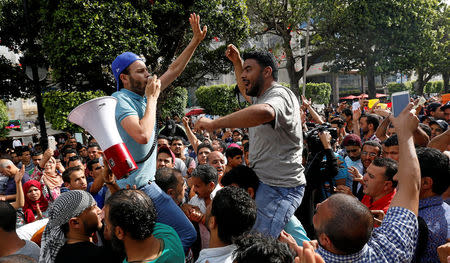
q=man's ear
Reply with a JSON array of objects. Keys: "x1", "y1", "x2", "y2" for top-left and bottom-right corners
[
  {"x1": 68, "y1": 217, "x2": 81, "y2": 230},
  {"x1": 208, "y1": 181, "x2": 215, "y2": 190},
  {"x1": 247, "y1": 187, "x2": 255, "y2": 199},
  {"x1": 318, "y1": 233, "x2": 332, "y2": 249},
  {"x1": 421, "y1": 177, "x2": 433, "y2": 191},
  {"x1": 384, "y1": 180, "x2": 393, "y2": 191},
  {"x1": 119, "y1": 73, "x2": 128, "y2": 85},
  {"x1": 167, "y1": 188, "x2": 175, "y2": 198},
  {"x1": 208, "y1": 215, "x2": 216, "y2": 231},
  {"x1": 263, "y1": 66, "x2": 273, "y2": 79},
  {"x1": 114, "y1": 226, "x2": 125, "y2": 240}
]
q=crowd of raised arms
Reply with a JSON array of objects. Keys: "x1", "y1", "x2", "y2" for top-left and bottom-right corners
[{"x1": 0, "y1": 13, "x2": 449, "y2": 263}]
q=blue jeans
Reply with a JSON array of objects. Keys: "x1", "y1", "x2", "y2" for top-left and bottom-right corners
[
  {"x1": 253, "y1": 182, "x2": 305, "y2": 237},
  {"x1": 140, "y1": 182, "x2": 196, "y2": 253}
]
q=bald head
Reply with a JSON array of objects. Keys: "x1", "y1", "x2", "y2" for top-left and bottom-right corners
[
  {"x1": 207, "y1": 151, "x2": 226, "y2": 177},
  {"x1": 0, "y1": 159, "x2": 17, "y2": 177},
  {"x1": 315, "y1": 194, "x2": 373, "y2": 254}
]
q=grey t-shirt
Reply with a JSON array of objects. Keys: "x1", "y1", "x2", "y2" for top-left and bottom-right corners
[
  {"x1": 249, "y1": 84, "x2": 305, "y2": 187},
  {"x1": 12, "y1": 240, "x2": 41, "y2": 262}
]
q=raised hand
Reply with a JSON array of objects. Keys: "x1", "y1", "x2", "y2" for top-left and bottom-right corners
[
  {"x1": 189, "y1": 13, "x2": 207, "y2": 44},
  {"x1": 225, "y1": 44, "x2": 242, "y2": 64},
  {"x1": 389, "y1": 103, "x2": 418, "y2": 136},
  {"x1": 182, "y1": 116, "x2": 189, "y2": 128},
  {"x1": 194, "y1": 117, "x2": 215, "y2": 132},
  {"x1": 145, "y1": 74, "x2": 161, "y2": 99},
  {"x1": 15, "y1": 165, "x2": 25, "y2": 184},
  {"x1": 348, "y1": 166, "x2": 363, "y2": 182}
]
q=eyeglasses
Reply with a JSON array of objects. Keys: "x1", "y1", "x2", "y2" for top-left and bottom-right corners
[{"x1": 361, "y1": 151, "x2": 377, "y2": 157}]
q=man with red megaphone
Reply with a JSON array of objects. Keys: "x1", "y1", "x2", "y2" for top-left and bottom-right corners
[{"x1": 110, "y1": 13, "x2": 207, "y2": 253}]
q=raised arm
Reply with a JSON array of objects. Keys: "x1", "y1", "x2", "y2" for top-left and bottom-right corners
[
  {"x1": 121, "y1": 75, "x2": 160, "y2": 144},
  {"x1": 302, "y1": 95, "x2": 324, "y2": 124},
  {"x1": 389, "y1": 103, "x2": 421, "y2": 215},
  {"x1": 352, "y1": 109, "x2": 362, "y2": 138},
  {"x1": 375, "y1": 115, "x2": 391, "y2": 142},
  {"x1": 226, "y1": 44, "x2": 251, "y2": 104},
  {"x1": 10, "y1": 166, "x2": 25, "y2": 210},
  {"x1": 428, "y1": 128, "x2": 450, "y2": 151},
  {"x1": 159, "y1": 13, "x2": 207, "y2": 91},
  {"x1": 195, "y1": 103, "x2": 275, "y2": 131},
  {"x1": 182, "y1": 117, "x2": 200, "y2": 154}
]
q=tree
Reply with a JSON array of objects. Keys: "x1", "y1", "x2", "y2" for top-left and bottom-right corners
[
  {"x1": 42, "y1": 90, "x2": 106, "y2": 132},
  {"x1": 314, "y1": 0, "x2": 444, "y2": 98},
  {"x1": 159, "y1": 86, "x2": 188, "y2": 120},
  {"x1": 39, "y1": 0, "x2": 249, "y2": 94},
  {"x1": 0, "y1": 100, "x2": 9, "y2": 138},
  {"x1": 195, "y1": 84, "x2": 241, "y2": 116},
  {"x1": 245, "y1": 0, "x2": 326, "y2": 97},
  {"x1": 281, "y1": 82, "x2": 331, "y2": 104}
]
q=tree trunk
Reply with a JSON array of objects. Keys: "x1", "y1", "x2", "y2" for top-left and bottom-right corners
[
  {"x1": 416, "y1": 68, "x2": 425, "y2": 96},
  {"x1": 443, "y1": 71, "x2": 450, "y2": 93},
  {"x1": 283, "y1": 34, "x2": 301, "y2": 98},
  {"x1": 366, "y1": 60, "x2": 376, "y2": 99}
]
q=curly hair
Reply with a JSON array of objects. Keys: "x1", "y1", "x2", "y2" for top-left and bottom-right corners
[{"x1": 106, "y1": 190, "x2": 157, "y2": 240}]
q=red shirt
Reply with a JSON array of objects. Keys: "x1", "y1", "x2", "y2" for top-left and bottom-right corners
[{"x1": 361, "y1": 189, "x2": 396, "y2": 214}]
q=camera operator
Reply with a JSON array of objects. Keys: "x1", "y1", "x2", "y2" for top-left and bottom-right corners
[{"x1": 296, "y1": 124, "x2": 339, "y2": 238}]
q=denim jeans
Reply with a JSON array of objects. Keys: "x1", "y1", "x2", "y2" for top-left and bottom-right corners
[
  {"x1": 140, "y1": 182, "x2": 196, "y2": 253},
  {"x1": 253, "y1": 181, "x2": 305, "y2": 237}
]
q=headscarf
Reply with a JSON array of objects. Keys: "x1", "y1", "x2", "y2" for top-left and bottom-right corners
[
  {"x1": 23, "y1": 180, "x2": 49, "y2": 224},
  {"x1": 42, "y1": 157, "x2": 63, "y2": 190},
  {"x1": 39, "y1": 190, "x2": 95, "y2": 263}
]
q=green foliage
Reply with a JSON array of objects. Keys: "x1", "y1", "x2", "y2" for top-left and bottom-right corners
[
  {"x1": 424, "y1": 81, "x2": 444, "y2": 94},
  {"x1": 281, "y1": 82, "x2": 331, "y2": 104},
  {"x1": 339, "y1": 89, "x2": 362, "y2": 96},
  {"x1": 0, "y1": 100, "x2": 9, "y2": 138},
  {"x1": 303, "y1": 83, "x2": 332, "y2": 105},
  {"x1": 159, "y1": 87, "x2": 188, "y2": 120},
  {"x1": 387, "y1": 83, "x2": 408, "y2": 94},
  {"x1": 42, "y1": 90, "x2": 106, "y2": 132},
  {"x1": 0, "y1": 56, "x2": 34, "y2": 102},
  {"x1": 195, "y1": 84, "x2": 240, "y2": 116}
]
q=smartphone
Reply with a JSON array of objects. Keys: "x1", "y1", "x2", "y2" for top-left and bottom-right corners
[
  {"x1": 392, "y1": 91, "x2": 410, "y2": 117},
  {"x1": 48, "y1": 136, "x2": 56, "y2": 151}
]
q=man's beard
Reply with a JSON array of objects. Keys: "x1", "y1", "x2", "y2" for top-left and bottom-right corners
[
  {"x1": 129, "y1": 76, "x2": 146, "y2": 96},
  {"x1": 245, "y1": 72, "x2": 264, "y2": 97}
]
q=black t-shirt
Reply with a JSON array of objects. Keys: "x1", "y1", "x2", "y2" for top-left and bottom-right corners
[{"x1": 55, "y1": 242, "x2": 104, "y2": 263}]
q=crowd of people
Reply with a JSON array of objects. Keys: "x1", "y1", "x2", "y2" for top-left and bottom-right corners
[{"x1": 0, "y1": 13, "x2": 449, "y2": 263}]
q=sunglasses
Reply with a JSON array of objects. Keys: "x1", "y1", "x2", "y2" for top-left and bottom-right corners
[{"x1": 346, "y1": 149, "x2": 360, "y2": 153}]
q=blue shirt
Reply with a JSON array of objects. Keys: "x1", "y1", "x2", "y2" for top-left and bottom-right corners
[
  {"x1": 317, "y1": 206, "x2": 418, "y2": 263},
  {"x1": 112, "y1": 89, "x2": 157, "y2": 189},
  {"x1": 418, "y1": 196, "x2": 448, "y2": 263}
]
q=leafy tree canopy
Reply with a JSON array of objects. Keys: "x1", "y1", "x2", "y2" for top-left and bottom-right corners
[{"x1": 0, "y1": 100, "x2": 9, "y2": 138}]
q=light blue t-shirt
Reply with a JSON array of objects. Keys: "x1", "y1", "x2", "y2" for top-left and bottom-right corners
[{"x1": 112, "y1": 89, "x2": 157, "y2": 189}]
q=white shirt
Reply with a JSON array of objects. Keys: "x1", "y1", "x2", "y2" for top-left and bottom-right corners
[{"x1": 195, "y1": 244, "x2": 236, "y2": 263}]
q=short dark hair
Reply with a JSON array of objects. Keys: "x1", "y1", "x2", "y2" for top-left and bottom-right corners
[
  {"x1": 106, "y1": 189, "x2": 157, "y2": 240},
  {"x1": 31, "y1": 151, "x2": 43, "y2": 157},
  {"x1": 243, "y1": 51, "x2": 279, "y2": 81},
  {"x1": 63, "y1": 148, "x2": 77, "y2": 157},
  {"x1": 321, "y1": 194, "x2": 373, "y2": 254},
  {"x1": 118, "y1": 66, "x2": 130, "y2": 90},
  {"x1": 212, "y1": 139, "x2": 227, "y2": 151},
  {"x1": 87, "y1": 143, "x2": 100, "y2": 150},
  {"x1": 211, "y1": 187, "x2": 256, "y2": 244},
  {"x1": 416, "y1": 147, "x2": 450, "y2": 195},
  {"x1": 170, "y1": 136, "x2": 185, "y2": 145},
  {"x1": 419, "y1": 123, "x2": 432, "y2": 137},
  {"x1": 371, "y1": 157, "x2": 398, "y2": 188},
  {"x1": 62, "y1": 166, "x2": 84, "y2": 184},
  {"x1": 87, "y1": 158, "x2": 100, "y2": 171},
  {"x1": 225, "y1": 147, "x2": 243, "y2": 159},
  {"x1": 383, "y1": 134, "x2": 398, "y2": 147},
  {"x1": 197, "y1": 143, "x2": 213, "y2": 154},
  {"x1": 191, "y1": 164, "x2": 218, "y2": 185},
  {"x1": 361, "y1": 114, "x2": 380, "y2": 130},
  {"x1": 155, "y1": 167, "x2": 182, "y2": 193},
  {"x1": 342, "y1": 108, "x2": 353, "y2": 117},
  {"x1": 221, "y1": 165, "x2": 260, "y2": 192},
  {"x1": 0, "y1": 201, "x2": 16, "y2": 232},
  {"x1": 233, "y1": 232, "x2": 295, "y2": 263},
  {"x1": 243, "y1": 142, "x2": 249, "y2": 153},
  {"x1": 68, "y1": 155, "x2": 82, "y2": 164},
  {"x1": 362, "y1": 140, "x2": 382, "y2": 155}
]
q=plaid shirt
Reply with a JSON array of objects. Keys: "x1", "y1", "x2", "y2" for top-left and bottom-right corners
[{"x1": 317, "y1": 206, "x2": 418, "y2": 263}]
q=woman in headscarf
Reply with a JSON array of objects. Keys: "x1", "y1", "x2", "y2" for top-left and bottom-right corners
[
  {"x1": 40, "y1": 157, "x2": 64, "y2": 202},
  {"x1": 19, "y1": 180, "x2": 49, "y2": 225}
]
